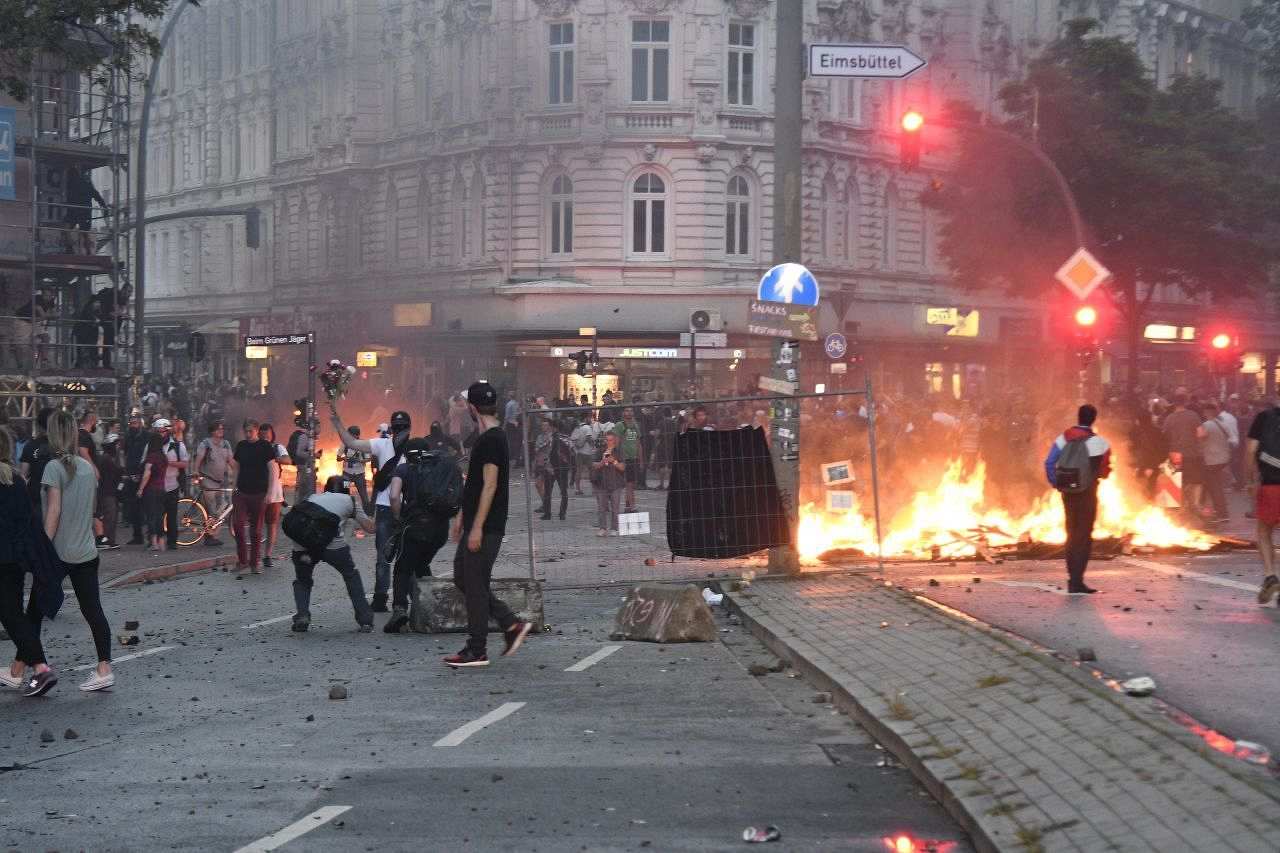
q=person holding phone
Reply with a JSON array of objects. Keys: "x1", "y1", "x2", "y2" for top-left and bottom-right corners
[{"x1": 591, "y1": 432, "x2": 627, "y2": 536}]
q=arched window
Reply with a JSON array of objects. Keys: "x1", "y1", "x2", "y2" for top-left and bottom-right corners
[
  {"x1": 630, "y1": 172, "x2": 667, "y2": 255},
  {"x1": 845, "y1": 178, "x2": 861, "y2": 266},
  {"x1": 453, "y1": 177, "x2": 469, "y2": 261},
  {"x1": 385, "y1": 182, "x2": 400, "y2": 269},
  {"x1": 882, "y1": 182, "x2": 899, "y2": 270},
  {"x1": 417, "y1": 175, "x2": 432, "y2": 264},
  {"x1": 821, "y1": 179, "x2": 844, "y2": 261},
  {"x1": 725, "y1": 174, "x2": 750, "y2": 257},
  {"x1": 549, "y1": 174, "x2": 573, "y2": 255}
]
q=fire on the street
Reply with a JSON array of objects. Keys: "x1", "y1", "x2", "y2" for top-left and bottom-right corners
[{"x1": 798, "y1": 459, "x2": 1219, "y2": 561}]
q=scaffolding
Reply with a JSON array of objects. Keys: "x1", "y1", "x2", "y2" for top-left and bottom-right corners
[{"x1": 0, "y1": 29, "x2": 133, "y2": 430}]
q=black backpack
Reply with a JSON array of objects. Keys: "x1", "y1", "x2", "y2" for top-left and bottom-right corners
[
  {"x1": 282, "y1": 500, "x2": 341, "y2": 552},
  {"x1": 1258, "y1": 408, "x2": 1280, "y2": 475},
  {"x1": 286, "y1": 429, "x2": 305, "y2": 466},
  {"x1": 405, "y1": 452, "x2": 463, "y2": 519}
]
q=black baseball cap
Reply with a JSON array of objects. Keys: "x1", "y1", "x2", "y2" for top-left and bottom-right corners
[
  {"x1": 389, "y1": 410, "x2": 411, "y2": 431},
  {"x1": 466, "y1": 382, "x2": 498, "y2": 407}
]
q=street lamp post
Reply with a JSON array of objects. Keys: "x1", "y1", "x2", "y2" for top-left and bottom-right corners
[{"x1": 133, "y1": 1, "x2": 197, "y2": 374}]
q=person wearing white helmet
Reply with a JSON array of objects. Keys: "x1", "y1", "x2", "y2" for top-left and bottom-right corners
[{"x1": 146, "y1": 418, "x2": 188, "y2": 551}]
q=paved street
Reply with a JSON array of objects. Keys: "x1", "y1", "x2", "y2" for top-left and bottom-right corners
[
  {"x1": 0, "y1": 542, "x2": 970, "y2": 852},
  {"x1": 878, "y1": 551, "x2": 1280, "y2": 753}
]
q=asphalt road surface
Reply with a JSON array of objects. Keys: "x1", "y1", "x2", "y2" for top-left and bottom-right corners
[
  {"x1": 1, "y1": 550, "x2": 970, "y2": 852},
  {"x1": 881, "y1": 550, "x2": 1280, "y2": 755}
]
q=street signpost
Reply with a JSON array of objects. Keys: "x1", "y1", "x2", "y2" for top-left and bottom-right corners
[
  {"x1": 824, "y1": 332, "x2": 847, "y2": 359},
  {"x1": 243, "y1": 331, "x2": 317, "y2": 495},
  {"x1": 1055, "y1": 248, "x2": 1111, "y2": 300},
  {"x1": 758, "y1": 262, "x2": 820, "y2": 307},
  {"x1": 807, "y1": 44, "x2": 927, "y2": 79}
]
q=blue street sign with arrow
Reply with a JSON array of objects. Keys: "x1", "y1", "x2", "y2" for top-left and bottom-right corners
[
  {"x1": 758, "y1": 263, "x2": 820, "y2": 307},
  {"x1": 824, "y1": 333, "x2": 847, "y2": 359}
]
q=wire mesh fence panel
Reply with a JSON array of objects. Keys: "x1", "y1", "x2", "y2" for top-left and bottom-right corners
[{"x1": 513, "y1": 391, "x2": 878, "y2": 587}]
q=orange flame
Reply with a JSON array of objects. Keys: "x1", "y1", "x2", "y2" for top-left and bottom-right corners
[{"x1": 799, "y1": 459, "x2": 1216, "y2": 560}]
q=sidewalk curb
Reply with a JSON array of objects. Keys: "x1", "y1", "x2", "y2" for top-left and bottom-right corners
[
  {"x1": 725, "y1": 575, "x2": 1280, "y2": 853},
  {"x1": 107, "y1": 553, "x2": 237, "y2": 588},
  {"x1": 724, "y1": 587, "x2": 1003, "y2": 853}
]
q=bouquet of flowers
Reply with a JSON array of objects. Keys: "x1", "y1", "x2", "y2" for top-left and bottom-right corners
[{"x1": 319, "y1": 358, "x2": 358, "y2": 400}]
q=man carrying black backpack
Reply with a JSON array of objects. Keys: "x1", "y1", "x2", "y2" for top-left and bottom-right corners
[
  {"x1": 282, "y1": 476, "x2": 376, "y2": 633},
  {"x1": 383, "y1": 437, "x2": 464, "y2": 633},
  {"x1": 1043, "y1": 404, "x2": 1112, "y2": 594}
]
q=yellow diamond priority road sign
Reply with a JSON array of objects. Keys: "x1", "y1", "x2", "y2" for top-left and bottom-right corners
[{"x1": 1055, "y1": 248, "x2": 1111, "y2": 300}]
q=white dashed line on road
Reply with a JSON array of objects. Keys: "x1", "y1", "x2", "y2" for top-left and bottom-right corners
[
  {"x1": 242, "y1": 614, "x2": 295, "y2": 630},
  {"x1": 993, "y1": 581, "x2": 1070, "y2": 596},
  {"x1": 232, "y1": 805, "x2": 352, "y2": 853},
  {"x1": 565, "y1": 644, "x2": 623, "y2": 672},
  {"x1": 73, "y1": 645, "x2": 174, "y2": 671},
  {"x1": 1120, "y1": 557, "x2": 1259, "y2": 593},
  {"x1": 433, "y1": 702, "x2": 526, "y2": 747}
]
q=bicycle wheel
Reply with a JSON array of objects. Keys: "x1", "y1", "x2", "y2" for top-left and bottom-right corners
[{"x1": 166, "y1": 499, "x2": 209, "y2": 547}]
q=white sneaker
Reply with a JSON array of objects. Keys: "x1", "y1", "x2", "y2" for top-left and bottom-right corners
[
  {"x1": 79, "y1": 670, "x2": 115, "y2": 692},
  {"x1": 0, "y1": 668, "x2": 24, "y2": 688}
]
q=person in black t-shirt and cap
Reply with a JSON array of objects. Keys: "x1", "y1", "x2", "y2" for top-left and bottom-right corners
[
  {"x1": 18, "y1": 407, "x2": 55, "y2": 513},
  {"x1": 443, "y1": 382, "x2": 532, "y2": 668}
]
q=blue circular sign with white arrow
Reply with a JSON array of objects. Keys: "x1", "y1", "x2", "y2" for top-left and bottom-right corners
[
  {"x1": 824, "y1": 333, "x2": 847, "y2": 360},
  {"x1": 758, "y1": 263, "x2": 820, "y2": 307}
]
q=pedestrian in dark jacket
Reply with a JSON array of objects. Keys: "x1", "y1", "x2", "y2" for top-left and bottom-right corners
[
  {"x1": 1043, "y1": 404, "x2": 1112, "y2": 594},
  {"x1": 0, "y1": 426, "x2": 47, "y2": 694}
]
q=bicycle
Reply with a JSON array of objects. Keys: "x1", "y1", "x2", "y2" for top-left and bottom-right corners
[{"x1": 164, "y1": 477, "x2": 234, "y2": 546}]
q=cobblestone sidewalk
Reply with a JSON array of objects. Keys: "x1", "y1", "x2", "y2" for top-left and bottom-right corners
[{"x1": 726, "y1": 574, "x2": 1280, "y2": 853}]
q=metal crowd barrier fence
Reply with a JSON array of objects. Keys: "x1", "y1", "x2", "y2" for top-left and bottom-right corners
[{"x1": 511, "y1": 389, "x2": 882, "y2": 588}]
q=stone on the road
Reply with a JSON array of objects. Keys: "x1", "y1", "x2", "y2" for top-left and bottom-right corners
[
  {"x1": 329, "y1": 685, "x2": 348, "y2": 700},
  {"x1": 409, "y1": 577, "x2": 544, "y2": 634},
  {"x1": 609, "y1": 584, "x2": 715, "y2": 643},
  {"x1": 1122, "y1": 676, "x2": 1156, "y2": 696},
  {"x1": 64, "y1": 728, "x2": 79, "y2": 740},
  {"x1": 39, "y1": 729, "x2": 54, "y2": 743},
  {"x1": 1076, "y1": 647, "x2": 1097, "y2": 662}
]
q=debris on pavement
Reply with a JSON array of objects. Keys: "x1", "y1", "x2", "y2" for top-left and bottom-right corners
[
  {"x1": 117, "y1": 633, "x2": 139, "y2": 646},
  {"x1": 1076, "y1": 647, "x2": 1097, "y2": 662},
  {"x1": 63, "y1": 729, "x2": 79, "y2": 740},
  {"x1": 328, "y1": 685, "x2": 348, "y2": 700},
  {"x1": 1122, "y1": 676, "x2": 1156, "y2": 696},
  {"x1": 124, "y1": 620, "x2": 140, "y2": 630},
  {"x1": 742, "y1": 825, "x2": 782, "y2": 843},
  {"x1": 812, "y1": 692, "x2": 832, "y2": 704},
  {"x1": 39, "y1": 729, "x2": 54, "y2": 743},
  {"x1": 927, "y1": 578, "x2": 940, "y2": 587},
  {"x1": 701, "y1": 588, "x2": 724, "y2": 606}
]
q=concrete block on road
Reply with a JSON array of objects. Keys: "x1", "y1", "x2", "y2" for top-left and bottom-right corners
[
  {"x1": 609, "y1": 584, "x2": 715, "y2": 643},
  {"x1": 409, "y1": 577, "x2": 544, "y2": 634}
]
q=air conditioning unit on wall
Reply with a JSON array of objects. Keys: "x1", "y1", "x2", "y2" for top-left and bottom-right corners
[{"x1": 689, "y1": 310, "x2": 723, "y2": 332}]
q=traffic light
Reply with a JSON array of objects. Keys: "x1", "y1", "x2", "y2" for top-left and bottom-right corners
[
  {"x1": 1074, "y1": 305, "x2": 1098, "y2": 329},
  {"x1": 188, "y1": 331, "x2": 206, "y2": 362},
  {"x1": 293, "y1": 397, "x2": 309, "y2": 429},
  {"x1": 245, "y1": 209, "x2": 261, "y2": 249},
  {"x1": 899, "y1": 109, "x2": 924, "y2": 169},
  {"x1": 1204, "y1": 329, "x2": 1242, "y2": 375},
  {"x1": 573, "y1": 350, "x2": 590, "y2": 377}
]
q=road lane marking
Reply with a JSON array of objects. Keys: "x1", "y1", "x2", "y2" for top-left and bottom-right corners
[
  {"x1": 565, "y1": 644, "x2": 622, "y2": 672},
  {"x1": 242, "y1": 614, "x2": 295, "y2": 630},
  {"x1": 433, "y1": 702, "x2": 526, "y2": 747},
  {"x1": 233, "y1": 805, "x2": 352, "y2": 853},
  {"x1": 993, "y1": 581, "x2": 1070, "y2": 596},
  {"x1": 73, "y1": 645, "x2": 174, "y2": 672},
  {"x1": 1120, "y1": 557, "x2": 1258, "y2": 593}
]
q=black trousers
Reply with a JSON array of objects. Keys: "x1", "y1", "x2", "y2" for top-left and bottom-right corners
[
  {"x1": 539, "y1": 468, "x2": 569, "y2": 519},
  {"x1": 0, "y1": 564, "x2": 46, "y2": 666},
  {"x1": 164, "y1": 489, "x2": 180, "y2": 548},
  {"x1": 391, "y1": 518, "x2": 450, "y2": 610},
  {"x1": 452, "y1": 532, "x2": 518, "y2": 655},
  {"x1": 124, "y1": 477, "x2": 144, "y2": 538},
  {"x1": 28, "y1": 557, "x2": 112, "y2": 663},
  {"x1": 1062, "y1": 488, "x2": 1098, "y2": 585}
]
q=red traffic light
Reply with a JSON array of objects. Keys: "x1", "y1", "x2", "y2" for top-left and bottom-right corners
[
  {"x1": 1210, "y1": 332, "x2": 1232, "y2": 350},
  {"x1": 1074, "y1": 305, "x2": 1098, "y2": 327},
  {"x1": 901, "y1": 110, "x2": 924, "y2": 133}
]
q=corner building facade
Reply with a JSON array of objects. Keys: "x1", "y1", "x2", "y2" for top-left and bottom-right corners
[{"x1": 139, "y1": 0, "x2": 1272, "y2": 402}]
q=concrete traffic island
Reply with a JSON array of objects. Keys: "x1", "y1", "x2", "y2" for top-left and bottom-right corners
[{"x1": 725, "y1": 573, "x2": 1280, "y2": 853}]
